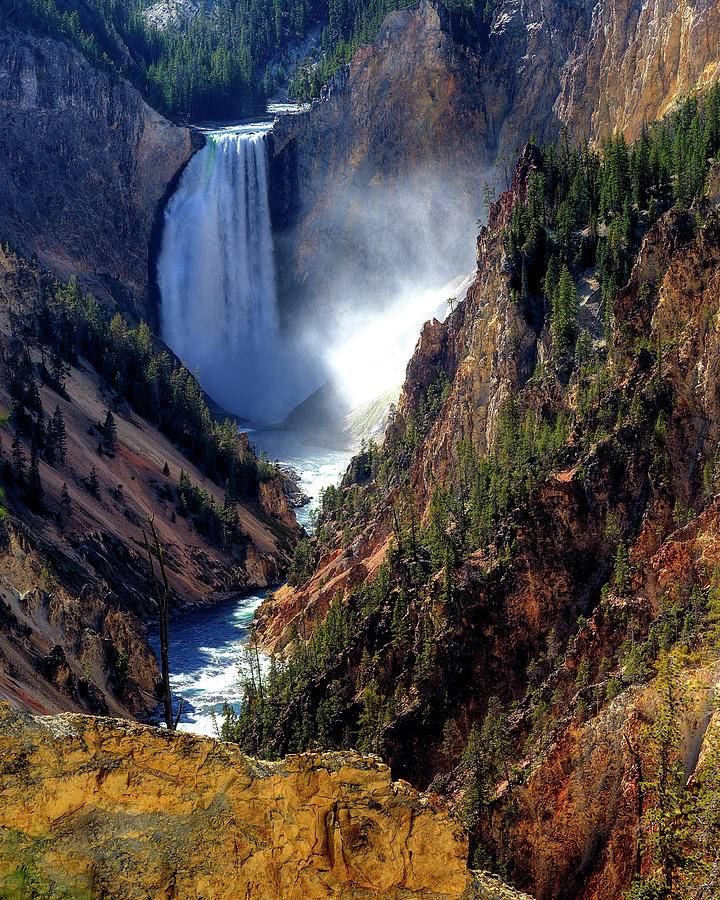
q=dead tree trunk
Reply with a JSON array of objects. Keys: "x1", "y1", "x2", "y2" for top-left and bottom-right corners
[{"x1": 143, "y1": 515, "x2": 182, "y2": 730}]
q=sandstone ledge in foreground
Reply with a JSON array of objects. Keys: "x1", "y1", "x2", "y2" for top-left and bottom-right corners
[{"x1": 0, "y1": 704, "x2": 532, "y2": 899}]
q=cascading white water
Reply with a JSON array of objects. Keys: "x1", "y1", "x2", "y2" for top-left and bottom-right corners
[
  {"x1": 158, "y1": 114, "x2": 474, "y2": 432},
  {"x1": 158, "y1": 123, "x2": 292, "y2": 424}
]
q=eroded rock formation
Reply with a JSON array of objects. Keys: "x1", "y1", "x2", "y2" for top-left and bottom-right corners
[
  {"x1": 486, "y1": 666, "x2": 720, "y2": 900},
  {"x1": 0, "y1": 704, "x2": 533, "y2": 900}
]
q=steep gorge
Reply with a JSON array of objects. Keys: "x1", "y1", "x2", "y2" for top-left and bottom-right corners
[
  {"x1": 247, "y1": 119, "x2": 720, "y2": 897},
  {"x1": 3, "y1": 0, "x2": 720, "y2": 896}
]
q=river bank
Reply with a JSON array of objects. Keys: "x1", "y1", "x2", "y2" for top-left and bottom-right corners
[{"x1": 152, "y1": 427, "x2": 352, "y2": 735}]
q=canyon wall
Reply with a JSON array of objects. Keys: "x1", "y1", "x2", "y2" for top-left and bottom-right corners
[
  {"x1": 0, "y1": 18, "x2": 200, "y2": 323},
  {"x1": 269, "y1": 0, "x2": 720, "y2": 325},
  {"x1": 2, "y1": 0, "x2": 716, "y2": 340},
  {"x1": 269, "y1": 1, "x2": 493, "y2": 319},
  {"x1": 0, "y1": 248, "x2": 300, "y2": 719},
  {"x1": 556, "y1": 0, "x2": 720, "y2": 144},
  {"x1": 253, "y1": 127, "x2": 720, "y2": 894},
  {"x1": 0, "y1": 704, "x2": 533, "y2": 900}
]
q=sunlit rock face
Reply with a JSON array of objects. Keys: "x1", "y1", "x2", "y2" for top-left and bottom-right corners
[
  {"x1": 269, "y1": 0, "x2": 720, "y2": 364},
  {"x1": 555, "y1": 0, "x2": 720, "y2": 143},
  {"x1": 0, "y1": 705, "x2": 533, "y2": 900}
]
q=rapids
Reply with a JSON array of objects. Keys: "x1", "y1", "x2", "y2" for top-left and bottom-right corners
[{"x1": 155, "y1": 430, "x2": 352, "y2": 736}]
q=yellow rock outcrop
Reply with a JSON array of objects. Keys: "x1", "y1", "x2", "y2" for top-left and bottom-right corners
[{"x1": 0, "y1": 705, "x2": 532, "y2": 900}]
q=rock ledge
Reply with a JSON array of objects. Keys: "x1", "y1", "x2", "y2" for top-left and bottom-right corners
[{"x1": 0, "y1": 705, "x2": 531, "y2": 899}]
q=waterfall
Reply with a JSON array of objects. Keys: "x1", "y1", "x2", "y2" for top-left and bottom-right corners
[{"x1": 158, "y1": 126, "x2": 288, "y2": 424}]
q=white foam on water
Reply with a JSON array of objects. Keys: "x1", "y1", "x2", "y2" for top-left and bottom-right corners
[{"x1": 151, "y1": 589, "x2": 267, "y2": 737}]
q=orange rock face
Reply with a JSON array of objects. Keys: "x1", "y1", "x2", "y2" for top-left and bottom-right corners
[
  {"x1": 486, "y1": 667, "x2": 720, "y2": 900},
  {"x1": 0, "y1": 705, "x2": 533, "y2": 900}
]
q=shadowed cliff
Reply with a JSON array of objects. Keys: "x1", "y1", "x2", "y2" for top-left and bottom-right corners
[{"x1": 0, "y1": 16, "x2": 201, "y2": 324}]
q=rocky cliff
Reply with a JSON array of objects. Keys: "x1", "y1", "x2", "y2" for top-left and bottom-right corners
[
  {"x1": 0, "y1": 248, "x2": 300, "y2": 719},
  {"x1": 485, "y1": 664, "x2": 720, "y2": 900},
  {"x1": 249, "y1": 112, "x2": 720, "y2": 894},
  {"x1": 0, "y1": 17, "x2": 200, "y2": 323},
  {"x1": 255, "y1": 144, "x2": 549, "y2": 652},
  {"x1": 0, "y1": 519, "x2": 159, "y2": 721},
  {"x1": 269, "y1": 0, "x2": 720, "y2": 329},
  {"x1": 0, "y1": 704, "x2": 533, "y2": 900},
  {"x1": 269, "y1": 0, "x2": 491, "y2": 323}
]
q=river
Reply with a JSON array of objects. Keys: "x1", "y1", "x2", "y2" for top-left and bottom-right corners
[
  {"x1": 155, "y1": 429, "x2": 352, "y2": 736},
  {"x1": 152, "y1": 107, "x2": 450, "y2": 736}
]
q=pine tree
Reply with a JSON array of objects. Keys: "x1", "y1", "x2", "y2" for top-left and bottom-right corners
[
  {"x1": 49, "y1": 347, "x2": 68, "y2": 391},
  {"x1": 557, "y1": 198, "x2": 575, "y2": 259},
  {"x1": 459, "y1": 723, "x2": 494, "y2": 868},
  {"x1": 390, "y1": 590, "x2": 410, "y2": 647},
  {"x1": 33, "y1": 406, "x2": 46, "y2": 451},
  {"x1": 26, "y1": 373, "x2": 41, "y2": 415},
  {"x1": 628, "y1": 653, "x2": 698, "y2": 897},
  {"x1": 440, "y1": 543, "x2": 455, "y2": 604},
  {"x1": 574, "y1": 330, "x2": 592, "y2": 368},
  {"x1": 483, "y1": 695, "x2": 512, "y2": 784},
  {"x1": 47, "y1": 404, "x2": 67, "y2": 466},
  {"x1": 601, "y1": 133, "x2": 631, "y2": 215},
  {"x1": 102, "y1": 410, "x2": 117, "y2": 452},
  {"x1": 551, "y1": 263, "x2": 579, "y2": 355},
  {"x1": 60, "y1": 482, "x2": 71, "y2": 512},
  {"x1": 11, "y1": 432, "x2": 26, "y2": 484},
  {"x1": 356, "y1": 681, "x2": 383, "y2": 753},
  {"x1": 87, "y1": 465, "x2": 100, "y2": 497},
  {"x1": 26, "y1": 445, "x2": 43, "y2": 508},
  {"x1": 543, "y1": 252, "x2": 559, "y2": 304}
]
